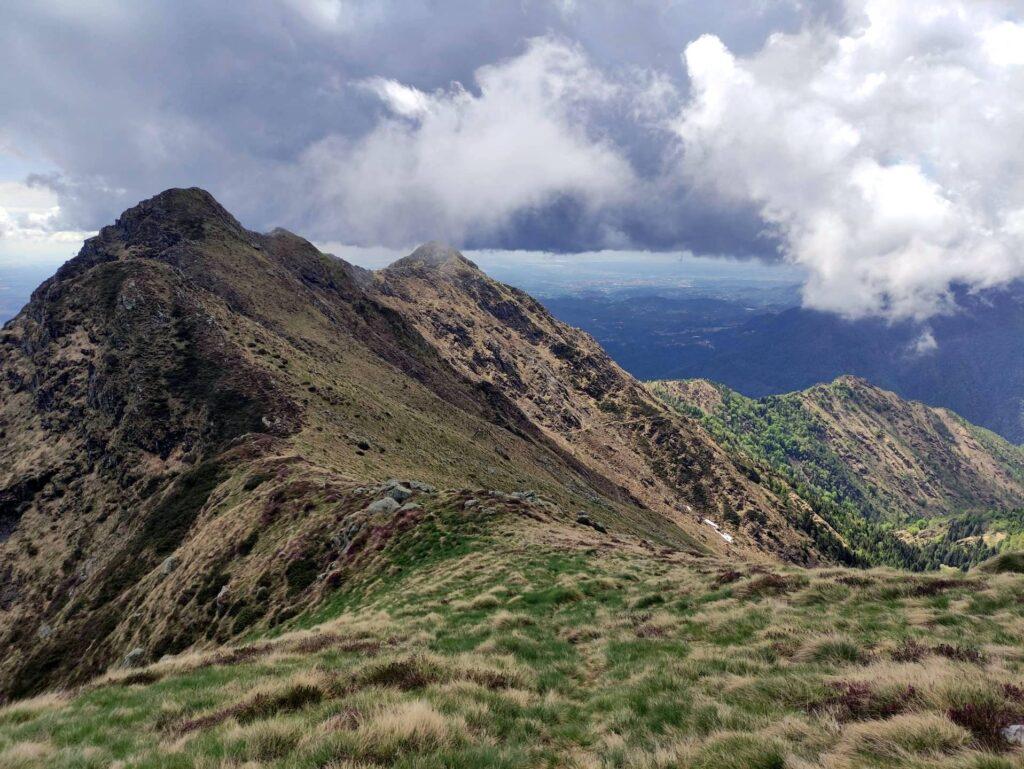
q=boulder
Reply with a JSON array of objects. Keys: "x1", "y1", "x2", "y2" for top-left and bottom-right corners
[
  {"x1": 366, "y1": 497, "x2": 400, "y2": 515},
  {"x1": 576, "y1": 514, "x2": 607, "y2": 534},
  {"x1": 1003, "y1": 725, "x2": 1024, "y2": 746},
  {"x1": 388, "y1": 485, "x2": 413, "y2": 502}
]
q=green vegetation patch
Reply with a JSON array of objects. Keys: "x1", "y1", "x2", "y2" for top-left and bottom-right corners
[{"x1": 4, "y1": 516, "x2": 1024, "y2": 769}]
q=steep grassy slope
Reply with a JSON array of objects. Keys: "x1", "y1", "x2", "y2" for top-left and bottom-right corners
[
  {"x1": 3, "y1": 501, "x2": 1024, "y2": 768},
  {"x1": 0, "y1": 190, "x2": 693, "y2": 700},
  {"x1": 3, "y1": 191, "x2": 1024, "y2": 767},
  {"x1": 0, "y1": 190, "x2": 838, "y2": 701},
  {"x1": 651, "y1": 377, "x2": 1024, "y2": 569}
]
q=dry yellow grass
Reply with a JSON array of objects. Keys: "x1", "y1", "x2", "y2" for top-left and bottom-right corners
[
  {"x1": 3, "y1": 524, "x2": 1024, "y2": 769},
  {"x1": 0, "y1": 740, "x2": 54, "y2": 766},
  {"x1": 829, "y1": 713, "x2": 972, "y2": 766},
  {"x1": 355, "y1": 700, "x2": 465, "y2": 756}
]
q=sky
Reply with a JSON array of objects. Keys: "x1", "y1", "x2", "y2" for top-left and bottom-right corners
[{"x1": 1, "y1": 0, "x2": 1023, "y2": 321}]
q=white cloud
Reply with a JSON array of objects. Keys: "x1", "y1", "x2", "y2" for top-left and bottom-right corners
[
  {"x1": 983, "y1": 20, "x2": 1024, "y2": 66},
  {"x1": 675, "y1": 0, "x2": 1024, "y2": 321},
  {"x1": 301, "y1": 36, "x2": 636, "y2": 246},
  {"x1": 359, "y1": 78, "x2": 433, "y2": 118},
  {"x1": 0, "y1": 181, "x2": 92, "y2": 243},
  {"x1": 910, "y1": 327, "x2": 938, "y2": 356}
]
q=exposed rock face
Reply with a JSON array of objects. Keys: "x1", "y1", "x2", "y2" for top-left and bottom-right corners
[{"x1": 0, "y1": 190, "x2": 819, "y2": 700}]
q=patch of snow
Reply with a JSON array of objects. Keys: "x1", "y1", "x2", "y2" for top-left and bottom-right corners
[{"x1": 703, "y1": 518, "x2": 734, "y2": 543}]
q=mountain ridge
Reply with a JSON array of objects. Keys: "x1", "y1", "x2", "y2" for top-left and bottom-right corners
[
  {"x1": 565, "y1": 292, "x2": 1024, "y2": 444},
  {"x1": 3, "y1": 190, "x2": 1024, "y2": 769},
  {"x1": 651, "y1": 375, "x2": 1024, "y2": 568},
  {"x1": 0, "y1": 188, "x2": 825, "y2": 699},
  {"x1": 371, "y1": 243, "x2": 827, "y2": 561}
]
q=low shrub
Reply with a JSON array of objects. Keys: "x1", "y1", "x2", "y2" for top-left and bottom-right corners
[
  {"x1": 947, "y1": 700, "x2": 1022, "y2": 750},
  {"x1": 811, "y1": 681, "x2": 914, "y2": 722},
  {"x1": 933, "y1": 643, "x2": 986, "y2": 664},
  {"x1": 890, "y1": 638, "x2": 929, "y2": 663}
]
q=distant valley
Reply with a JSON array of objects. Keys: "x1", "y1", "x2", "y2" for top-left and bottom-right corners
[{"x1": 543, "y1": 286, "x2": 1024, "y2": 444}]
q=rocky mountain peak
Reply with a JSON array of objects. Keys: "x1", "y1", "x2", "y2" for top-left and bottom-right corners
[
  {"x1": 829, "y1": 374, "x2": 873, "y2": 390},
  {"x1": 384, "y1": 241, "x2": 481, "y2": 275},
  {"x1": 113, "y1": 187, "x2": 243, "y2": 237},
  {"x1": 47, "y1": 187, "x2": 249, "y2": 286}
]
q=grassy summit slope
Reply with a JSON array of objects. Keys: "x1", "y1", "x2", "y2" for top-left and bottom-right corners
[
  {"x1": 0, "y1": 191, "x2": 705, "y2": 700},
  {"x1": 4, "y1": 191, "x2": 1024, "y2": 767},
  {"x1": 3, "y1": 501, "x2": 1024, "y2": 768}
]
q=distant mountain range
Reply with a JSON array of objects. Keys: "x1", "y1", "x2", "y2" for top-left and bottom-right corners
[
  {"x1": 652, "y1": 377, "x2": 1024, "y2": 570},
  {"x1": 545, "y1": 288, "x2": 1024, "y2": 444}
]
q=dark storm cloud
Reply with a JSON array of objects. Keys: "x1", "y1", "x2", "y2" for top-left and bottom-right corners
[
  {"x1": 0, "y1": 0, "x2": 834, "y2": 256},
  {"x1": 5, "y1": 1, "x2": 1023, "y2": 324}
]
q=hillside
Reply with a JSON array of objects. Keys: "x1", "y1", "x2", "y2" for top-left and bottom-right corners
[
  {"x1": 5, "y1": 507, "x2": 1024, "y2": 769},
  {"x1": 651, "y1": 377, "x2": 1024, "y2": 569},
  {"x1": 0, "y1": 189, "x2": 835, "y2": 702},
  {"x1": 370, "y1": 244, "x2": 821, "y2": 561},
  {"x1": 2, "y1": 190, "x2": 1024, "y2": 766}
]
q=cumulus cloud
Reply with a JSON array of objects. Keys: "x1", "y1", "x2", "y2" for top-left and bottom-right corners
[
  {"x1": 0, "y1": 181, "x2": 92, "y2": 243},
  {"x1": 0, "y1": 0, "x2": 819, "y2": 259},
  {"x1": 675, "y1": 0, "x2": 1024, "y2": 321},
  {"x1": 0, "y1": 180, "x2": 95, "y2": 268},
  {"x1": 6, "y1": 0, "x2": 1024, "y2": 323},
  {"x1": 302, "y1": 37, "x2": 636, "y2": 246},
  {"x1": 910, "y1": 327, "x2": 938, "y2": 356}
]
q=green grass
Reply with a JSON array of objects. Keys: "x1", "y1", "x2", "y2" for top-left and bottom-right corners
[{"x1": 3, "y1": 516, "x2": 1024, "y2": 768}]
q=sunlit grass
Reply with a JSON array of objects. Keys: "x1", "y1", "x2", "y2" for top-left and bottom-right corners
[{"x1": 2, "y1": 515, "x2": 1024, "y2": 768}]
